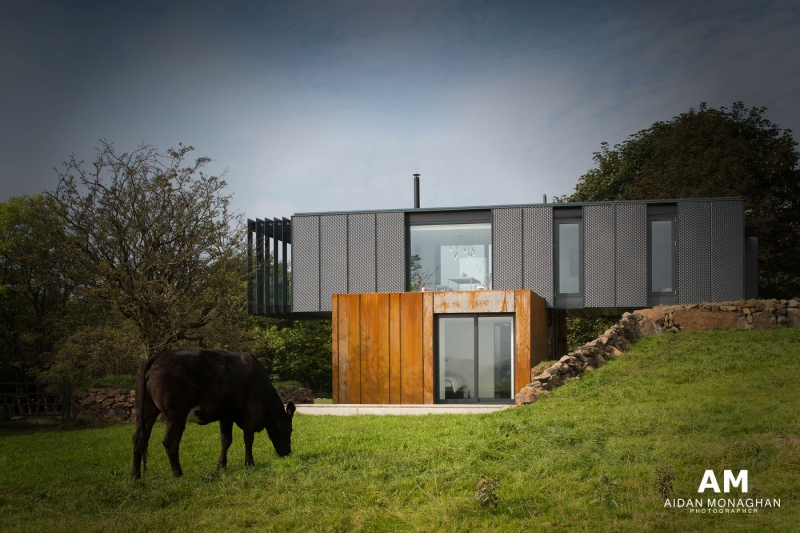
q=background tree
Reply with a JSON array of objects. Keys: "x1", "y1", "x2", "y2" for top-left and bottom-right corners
[
  {"x1": 251, "y1": 319, "x2": 333, "y2": 394},
  {"x1": 0, "y1": 195, "x2": 73, "y2": 380},
  {"x1": 52, "y1": 141, "x2": 243, "y2": 354},
  {"x1": 564, "y1": 102, "x2": 800, "y2": 298}
]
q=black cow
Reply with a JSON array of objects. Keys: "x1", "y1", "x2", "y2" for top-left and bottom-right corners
[{"x1": 131, "y1": 349, "x2": 296, "y2": 479}]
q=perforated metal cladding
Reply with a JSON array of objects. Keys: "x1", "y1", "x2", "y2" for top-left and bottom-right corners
[
  {"x1": 584, "y1": 205, "x2": 616, "y2": 307},
  {"x1": 319, "y1": 214, "x2": 348, "y2": 312},
  {"x1": 348, "y1": 213, "x2": 376, "y2": 293},
  {"x1": 615, "y1": 203, "x2": 647, "y2": 308},
  {"x1": 522, "y1": 206, "x2": 553, "y2": 306},
  {"x1": 678, "y1": 201, "x2": 711, "y2": 304},
  {"x1": 711, "y1": 199, "x2": 744, "y2": 302},
  {"x1": 492, "y1": 208, "x2": 523, "y2": 290},
  {"x1": 376, "y1": 211, "x2": 405, "y2": 292},
  {"x1": 291, "y1": 216, "x2": 319, "y2": 312}
]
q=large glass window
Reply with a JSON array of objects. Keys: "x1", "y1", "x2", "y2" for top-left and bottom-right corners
[
  {"x1": 437, "y1": 315, "x2": 513, "y2": 403},
  {"x1": 409, "y1": 223, "x2": 492, "y2": 291}
]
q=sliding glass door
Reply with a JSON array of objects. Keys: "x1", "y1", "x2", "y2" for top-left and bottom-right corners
[{"x1": 437, "y1": 315, "x2": 513, "y2": 403}]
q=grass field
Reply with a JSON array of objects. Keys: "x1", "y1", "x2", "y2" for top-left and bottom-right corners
[{"x1": 1, "y1": 328, "x2": 799, "y2": 532}]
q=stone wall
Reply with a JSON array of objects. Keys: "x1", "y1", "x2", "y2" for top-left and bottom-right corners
[
  {"x1": 71, "y1": 387, "x2": 134, "y2": 425},
  {"x1": 515, "y1": 297, "x2": 799, "y2": 405},
  {"x1": 70, "y1": 384, "x2": 315, "y2": 426}
]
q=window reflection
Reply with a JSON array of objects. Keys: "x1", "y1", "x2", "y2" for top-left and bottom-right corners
[
  {"x1": 651, "y1": 220, "x2": 673, "y2": 292},
  {"x1": 409, "y1": 223, "x2": 492, "y2": 291},
  {"x1": 558, "y1": 223, "x2": 580, "y2": 294}
]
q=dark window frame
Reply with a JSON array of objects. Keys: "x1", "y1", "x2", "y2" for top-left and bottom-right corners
[
  {"x1": 434, "y1": 313, "x2": 515, "y2": 405},
  {"x1": 405, "y1": 210, "x2": 492, "y2": 292},
  {"x1": 647, "y1": 204, "x2": 678, "y2": 306},
  {"x1": 553, "y1": 207, "x2": 583, "y2": 308}
]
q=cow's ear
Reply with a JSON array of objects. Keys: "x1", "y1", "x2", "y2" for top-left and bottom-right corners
[{"x1": 286, "y1": 401, "x2": 296, "y2": 418}]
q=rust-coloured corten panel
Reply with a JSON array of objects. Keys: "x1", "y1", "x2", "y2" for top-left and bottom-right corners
[
  {"x1": 389, "y1": 293, "x2": 402, "y2": 404},
  {"x1": 514, "y1": 291, "x2": 531, "y2": 395},
  {"x1": 433, "y1": 291, "x2": 516, "y2": 313},
  {"x1": 360, "y1": 293, "x2": 390, "y2": 404},
  {"x1": 400, "y1": 293, "x2": 424, "y2": 404},
  {"x1": 341, "y1": 294, "x2": 361, "y2": 403},
  {"x1": 332, "y1": 294, "x2": 339, "y2": 404},
  {"x1": 422, "y1": 292, "x2": 435, "y2": 404}
]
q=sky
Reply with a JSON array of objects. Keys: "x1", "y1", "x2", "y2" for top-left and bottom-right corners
[{"x1": 1, "y1": 0, "x2": 799, "y2": 221}]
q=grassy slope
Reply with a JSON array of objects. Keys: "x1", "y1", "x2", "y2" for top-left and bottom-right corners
[{"x1": 1, "y1": 328, "x2": 798, "y2": 532}]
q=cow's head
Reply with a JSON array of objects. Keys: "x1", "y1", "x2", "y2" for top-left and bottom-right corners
[{"x1": 267, "y1": 401, "x2": 296, "y2": 457}]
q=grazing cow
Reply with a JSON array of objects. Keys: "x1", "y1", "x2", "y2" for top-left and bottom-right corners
[{"x1": 131, "y1": 349, "x2": 296, "y2": 479}]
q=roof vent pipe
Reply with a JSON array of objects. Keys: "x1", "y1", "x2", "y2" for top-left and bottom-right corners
[
  {"x1": 413, "y1": 174, "x2": 420, "y2": 208},
  {"x1": 543, "y1": 194, "x2": 547, "y2": 204}
]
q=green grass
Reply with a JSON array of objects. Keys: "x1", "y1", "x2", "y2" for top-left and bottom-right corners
[{"x1": 2, "y1": 328, "x2": 799, "y2": 532}]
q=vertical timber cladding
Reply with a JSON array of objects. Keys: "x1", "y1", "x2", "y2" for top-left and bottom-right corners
[
  {"x1": 290, "y1": 216, "x2": 320, "y2": 313},
  {"x1": 493, "y1": 208, "x2": 523, "y2": 290},
  {"x1": 332, "y1": 292, "x2": 432, "y2": 404},
  {"x1": 711, "y1": 199, "x2": 744, "y2": 302},
  {"x1": 523, "y1": 206, "x2": 554, "y2": 306},
  {"x1": 615, "y1": 203, "x2": 647, "y2": 308},
  {"x1": 678, "y1": 201, "x2": 711, "y2": 304},
  {"x1": 332, "y1": 290, "x2": 544, "y2": 404},
  {"x1": 584, "y1": 204, "x2": 616, "y2": 307}
]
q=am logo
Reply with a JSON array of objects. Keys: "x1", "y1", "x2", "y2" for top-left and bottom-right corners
[{"x1": 698, "y1": 470, "x2": 748, "y2": 493}]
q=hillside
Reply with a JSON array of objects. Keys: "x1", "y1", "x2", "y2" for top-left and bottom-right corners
[{"x1": 1, "y1": 327, "x2": 798, "y2": 532}]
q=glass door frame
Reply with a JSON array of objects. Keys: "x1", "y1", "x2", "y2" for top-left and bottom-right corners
[{"x1": 434, "y1": 313, "x2": 515, "y2": 405}]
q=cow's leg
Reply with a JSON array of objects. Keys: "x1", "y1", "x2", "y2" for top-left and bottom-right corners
[
  {"x1": 243, "y1": 428, "x2": 255, "y2": 467},
  {"x1": 162, "y1": 419, "x2": 186, "y2": 477},
  {"x1": 131, "y1": 404, "x2": 159, "y2": 480},
  {"x1": 217, "y1": 418, "x2": 233, "y2": 470}
]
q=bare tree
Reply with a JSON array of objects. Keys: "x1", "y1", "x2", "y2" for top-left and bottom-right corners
[{"x1": 52, "y1": 141, "x2": 242, "y2": 353}]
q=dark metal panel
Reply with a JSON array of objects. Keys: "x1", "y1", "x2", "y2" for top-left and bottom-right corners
[
  {"x1": 348, "y1": 212, "x2": 376, "y2": 293},
  {"x1": 615, "y1": 203, "x2": 647, "y2": 308},
  {"x1": 320, "y1": 214, "x2": 348, "y2": 312},
  {"x1": 678, "y1": 201, "x2": 711, "y2": 304},
  {"x1": 291, "y1": 215, "x2": 320, "y2": 312},
  {"x1": 584, "y1": 204, "x2": 615, "y2": 307},
  {"x1": 376, "y1": 211, "x2": 405, "y2": 292},
  {"x1": 492, "y1": 208, "x2": 523, "y2": 290},
  {"x1": 711, "y1": 199, "x2": 744, "y2": 302},
  {"x1": 522, "y1": 206, "x2": 553, "y2": 306}
]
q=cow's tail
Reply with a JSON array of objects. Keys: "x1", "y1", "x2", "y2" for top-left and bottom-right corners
[{"x1": 132, "y1": 352, "x2": 160, "y2": 479}]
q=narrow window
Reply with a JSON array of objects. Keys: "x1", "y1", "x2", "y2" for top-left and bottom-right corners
[
  {"x1": 554, "y1": 207, "x2": 583, "y2": 308},
  {"x1": 648, "y1": 204, "x2": 677, "y2": 305}
]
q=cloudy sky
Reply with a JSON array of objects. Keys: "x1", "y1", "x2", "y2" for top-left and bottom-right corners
[{"x1": 1, "y1": 0, "x2": 798, "y2": 220}]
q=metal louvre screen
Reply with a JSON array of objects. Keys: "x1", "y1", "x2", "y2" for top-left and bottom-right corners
[
  {"x1": 678, "y1": 201, "x2": 711, "y2": 304},
  {"x1": 376, "y1": 211, "x2": 405, "y2": 292},
  {"x1": 492, "y1": 208, "x2": 523, "y2": 290},
  {"x1": 348, "y1": 213, "x2": 376, "y2": 293},
  {"x1": 320, "y1": 214, "x2": 348, "y2": 312},
  {"x1": 291, "y1": 216, "x2": 320, "y2": 312},
  {"x1": 523, "y1": 206, "x2": 553, "y2": 306},
  {"x1": 584, "y1": 204, "x2": 616, "y2": 307},
  {"x1": 615, "y1": 203, "x2": 647, "y2": 308},
  {"x1": 711, "y1": 199, "x2": 744, "y2": 302}
]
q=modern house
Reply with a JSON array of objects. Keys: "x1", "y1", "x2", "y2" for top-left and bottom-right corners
[{"x1": 247, "y1": 185, "x2": 756, "y2": 406}]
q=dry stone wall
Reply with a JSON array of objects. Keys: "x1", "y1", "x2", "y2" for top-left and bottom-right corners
[{"x1": 515, "y1": 297, "x2": 800, "y2": 406}]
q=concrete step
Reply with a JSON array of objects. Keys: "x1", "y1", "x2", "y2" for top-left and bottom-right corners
[{"x1": 294, "y1": 403, "x2": 513, "y2": 416}]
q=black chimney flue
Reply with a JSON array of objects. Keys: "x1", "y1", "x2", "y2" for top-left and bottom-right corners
[{"x1": 413, "y1": 174, "x2": 420, "y2": 209}]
